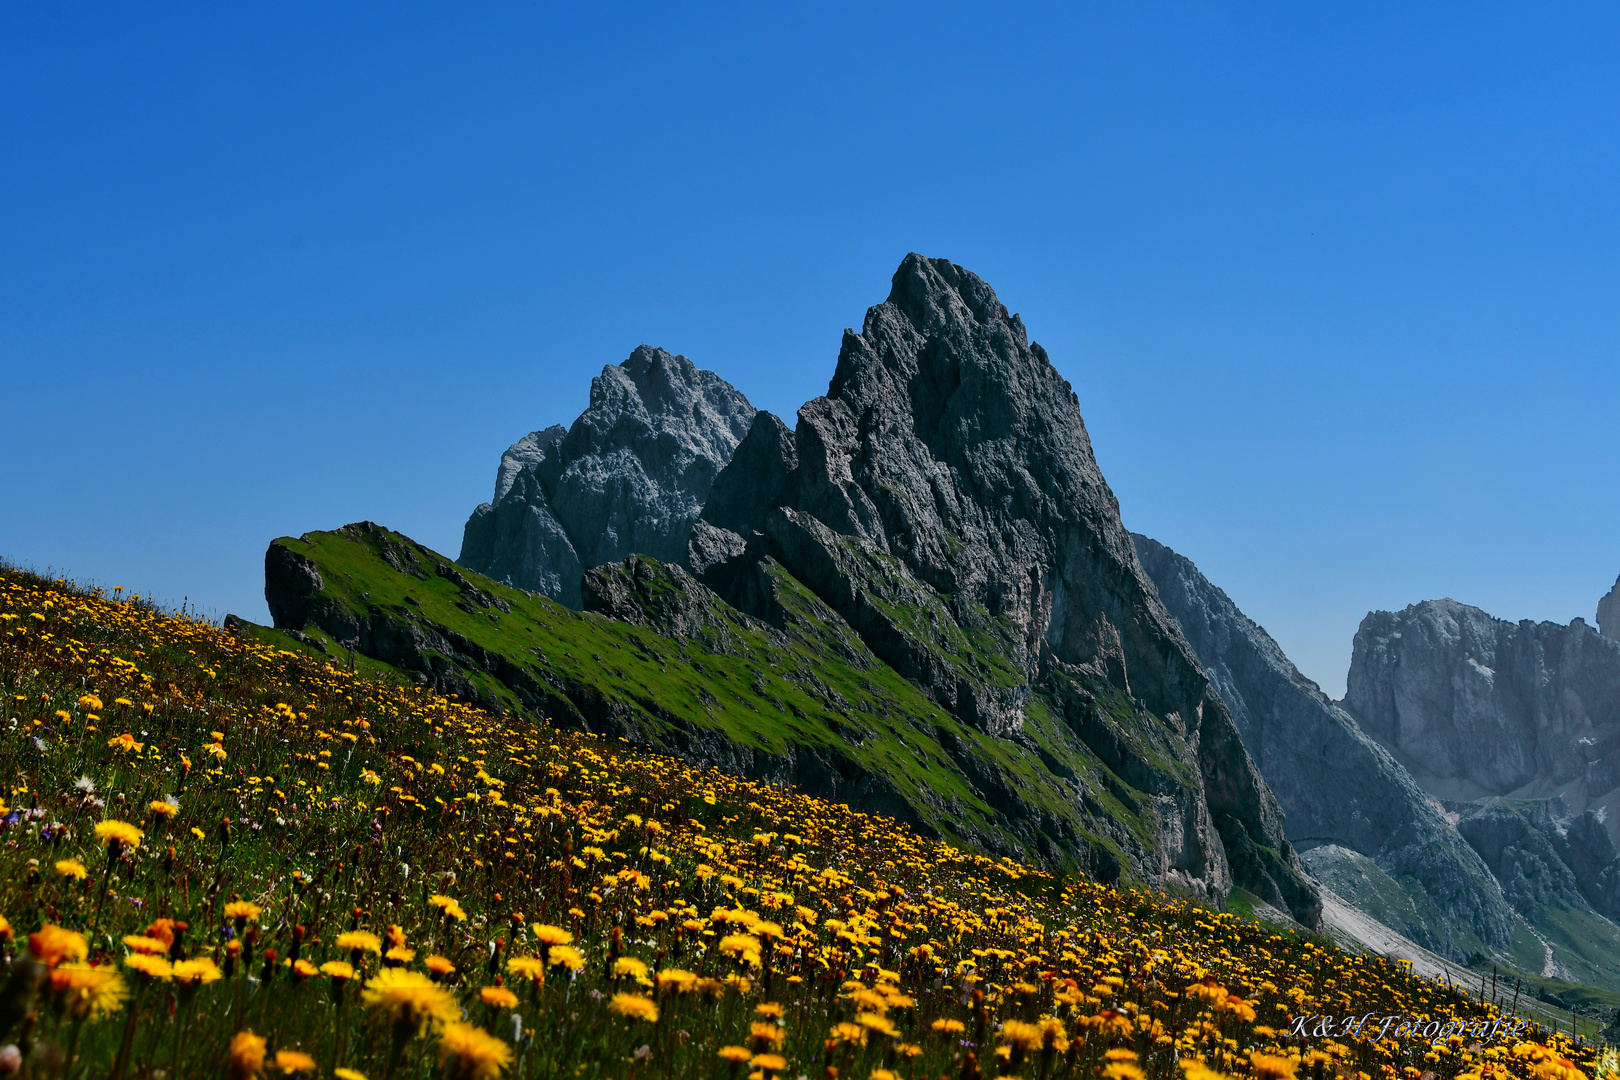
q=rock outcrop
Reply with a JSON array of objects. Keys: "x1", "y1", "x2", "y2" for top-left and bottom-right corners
[
  {"x1": 1454, "y1": 798, "x2": 1620, "y2": 921},
  {"x1": 693, "y1": 254, "x2": 1320, "y2": 924},
  {"x1": 458, "y1": 346, "x2": 755, "y2": 606},
  {"x1": 1599, "y1": 576, "x2": 1620, "y2": 639},
  {"x1": 1343, "y1": 598, "x2": 1620, "y2": 838},
  {"x1": 1132, "y1": 534, "x2": 1515, "y2": 957}
]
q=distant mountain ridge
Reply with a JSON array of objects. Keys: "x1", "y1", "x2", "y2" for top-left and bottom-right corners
[
  {"x1": 1131, "y1": 534, "x2": 1515, "y2": 960},
  {"x1": 1344, "y1": 598, "x2": 1620, "y2": 831}
]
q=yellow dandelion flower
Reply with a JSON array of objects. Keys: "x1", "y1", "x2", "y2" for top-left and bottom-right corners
[
  {"x1": 656, "y1": 968, "x2": 698, "y2": 993},
  {"x1": 228, "y1": 1030, "x2": 266, "y2": 1080},
  {"x1": 1251, "y1": 1054, "x2": 1299, "y2": 1080},
  {"x1": 718, "y1": 1046, "x2": 753, "y2": 1063},
  {"x1": 479, "y1": 985, "x2": 519, "y2": 1009},
  {"x1": 361, "y1": 969, "x2": 460, "y2": 1031},
  {"x1": 429, "y1": 895, "x2": 467, "y2": 921},
  {"x1": 29, "y1": 924, "x2": 88, "y2": 967},
  {"x1": 49, "y1": 962, "x2": 129, "y2": 1018},
  {"x1": 547, "y1": 945, "x2": 585, "y2": 971},
  {"x1": 54, "y1": 859, "x2": 87, "y2": 880},
  {"x1": 751, "y1": 1053, "x2": 788, "y2": 1074},
  {"x1": 614, "y1": 956, "x2": 649, "y2": 979},
  {"x1": 94, "y1": 819, "x2": 143, "y2": 850},
  {"x1": 530, "y1": 923, "x2": 572, "y2": 947},
  {"x1": 223, "y1": 901, "x2": 262, "y2": 923},
  {"x1": 274, "y1": 1049, "x2": 318, "y2": 1073},
  {"x1": 124, "y1": 953, "x2": 173, "y2": 980},
  {"x1": 149, "y1": 800, "x2": 178, "y2": 818},
  {"x1": 321, "y1": 961, "x2": 355, "y2": 981},
  {"x1": 437, "y1": 1021, "x2": 514, "y2": 1080},
  {"x1": 426, "y1": 955, "x2": 457, "y2": 976},
  {"x1": 336, "y1": 930, "x2": 382, "y2": 955},
  {"x1": 609, "y1": 992, "x2": 659, "y2": 1022},
  {"x1": 507, "y1": 956, "x2": 545, "y2": 982},
  {"x1": 173, "y1": 957, "x2": 223, "y2": 986}
]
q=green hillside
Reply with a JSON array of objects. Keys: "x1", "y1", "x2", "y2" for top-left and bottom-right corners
[{"x1": 246, "y1": 523, "x2": 1180, "y2": 882}]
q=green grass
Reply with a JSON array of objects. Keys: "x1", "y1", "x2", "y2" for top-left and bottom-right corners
[{"x1": 255, "y1": 523, "x2": 1218, "y2": 889}]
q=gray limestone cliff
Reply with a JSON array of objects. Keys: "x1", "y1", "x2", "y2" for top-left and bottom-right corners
[
  {"x1": 692, "y1": 254, "x2": 1320, "y2": 924},
  {"x1": 1131, "y1": 534, "x2": 1514, "y2": 957},
  {"x1": 1343, "y1": 599, "x2": 1620, "y2": 831},
  {"x1": 458, "y1": 346, "x2": 755, "y2": 607}
]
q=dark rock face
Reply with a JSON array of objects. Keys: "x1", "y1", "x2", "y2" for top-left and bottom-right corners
[
  {"x1": 696, "y1": 254, "x2": 1319, "y2": 924},
  {"x1": 1132, "y1": 534, "x2": 1515, "y2": 956},
  {"x1": 459, "y1": 346, "x2": 756, "y2": 606},
  {"x1": 1342, "y1": 599, "x2": 1620, "y2": 837}
]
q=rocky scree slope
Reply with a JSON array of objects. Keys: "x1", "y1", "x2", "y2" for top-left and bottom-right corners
[
  {"x1": 458, "y1": 345, "x2": 756, "y2": 607},
  {"x1": 1131, "y1": 534, "x2": 1514, "y2": 960},
  {"x1": 685, "y1": 254, "x2": 1318, "y2": 924}
]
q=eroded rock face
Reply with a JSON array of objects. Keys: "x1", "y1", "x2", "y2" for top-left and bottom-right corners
[
  {"x1": 695, "y1": 254, "x2": 1319, "y2": 924},
  {"x1": 1343, "y1": 599, "x2": 1620, "y2": 832},
  {"x1": 459, "y1": 346, "x2": 756, "y2": 607},
  {"x1": 1133, "y1": 534, "x2": 1514, "y2": 957}
]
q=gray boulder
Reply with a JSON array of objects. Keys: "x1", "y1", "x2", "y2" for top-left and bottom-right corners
[
  {"x1": 696, "y1": 254, "x2": 1320, "y2": 924},
  {"x1": 1132, "y1": 534, "x2": 1515, "y2": 957},
  {"x1": 459, "y1": 346, "x2": 756, "y2": 606}
]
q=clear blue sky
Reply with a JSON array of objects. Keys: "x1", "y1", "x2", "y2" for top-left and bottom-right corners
[{"x1": 4, "y1": 3, "x2": 1618, "y2": 696}]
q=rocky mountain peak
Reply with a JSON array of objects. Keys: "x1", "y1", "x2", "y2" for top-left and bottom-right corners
[
  {"x1": 694, "y1": 253, "x2": 1319, "y2": 923},
  {"x1": 459, "y1": 345, "x2": 755, "y2": 606}
]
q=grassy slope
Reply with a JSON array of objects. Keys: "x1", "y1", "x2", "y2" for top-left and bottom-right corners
[
  {"x1": 5, "y1": 565, "x2": 1595, "y2": 1077},
  {"x1": 262, "y1": 526, "x2": 1165, "y2": 877}
]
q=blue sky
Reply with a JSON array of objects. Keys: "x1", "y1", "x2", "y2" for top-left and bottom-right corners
[{"x1": 4, "y1": 3, "x2": 1618, "y2": 696}]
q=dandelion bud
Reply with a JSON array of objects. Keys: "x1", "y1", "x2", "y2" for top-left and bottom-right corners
[{"x1": 260, "y1": 949, "x2": 277, "y2": 982}]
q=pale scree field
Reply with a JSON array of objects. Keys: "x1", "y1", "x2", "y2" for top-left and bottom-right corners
[{"x1": 0, "y1": 567, "x2": 1604, "y2": 1080}]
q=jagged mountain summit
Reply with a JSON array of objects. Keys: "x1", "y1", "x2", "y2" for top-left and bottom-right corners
[
  {"x1": 458, "y1": 345, "x2": 756, "y2": 606},
  {"x1": 687, "y1": 254, "x2": 1319, "y2": 923},
  {"x1": 1131, "y1": 534, "x2": 1514, "y2": 960}
]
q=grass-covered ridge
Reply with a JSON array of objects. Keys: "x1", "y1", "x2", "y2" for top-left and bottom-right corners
[
  {"x1": 0, "y1": 565, "x2": 1602, "y2": 1079},
  {"x1": 255, "y1": 524, "x2": 1202, "y2": 881}
]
